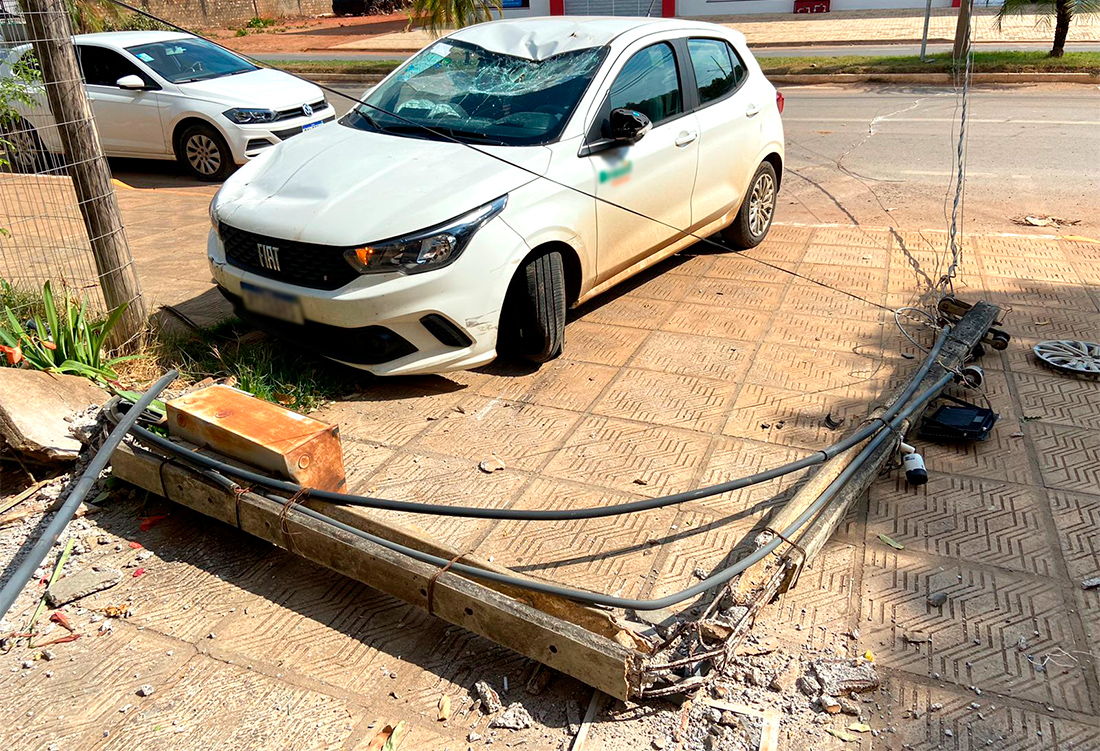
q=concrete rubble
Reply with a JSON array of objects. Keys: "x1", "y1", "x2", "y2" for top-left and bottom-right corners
[
  {"x1": 0, "y1": 368, "x2": 106, "y2": 463},
  {"x1": 45, "y1": 567, "x2": 123, "y2": 607}
]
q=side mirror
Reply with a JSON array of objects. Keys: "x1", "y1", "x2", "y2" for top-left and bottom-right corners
[
  {"x1": 608, "y1": 107, "x2": 651, "y2": 145},
  {"x1": 116, "y1": 74, "x2": 146, "y2": 90}
]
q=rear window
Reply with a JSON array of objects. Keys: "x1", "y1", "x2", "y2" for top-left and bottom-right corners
[{"x1": 687, "y1": 39, "x2": 747, "y2": 105}]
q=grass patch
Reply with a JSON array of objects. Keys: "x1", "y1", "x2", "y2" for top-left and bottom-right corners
[
  {"x1": 268, "y1": 59, "x2": 403, "y2": 76},
  {"x1": 142, "y1": 319, "x2": 354, "y2": 413},
  {"x1": 758, "y1": 51, "x2": 1100, "y2": 75},
  {"x1": 269, "y1": 51, "x2": 1099, "y2": 79}
]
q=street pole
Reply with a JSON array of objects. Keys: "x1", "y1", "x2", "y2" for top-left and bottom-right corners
[
  {"x1": 919, "y1": 0, "x2": 933, "y2": 62},
  {"x1": 19, "y1": 0, "x2": 147, "y2": 347},
  {"x1": 952, "y1": 0, "x2": 973, "y2": 61}
]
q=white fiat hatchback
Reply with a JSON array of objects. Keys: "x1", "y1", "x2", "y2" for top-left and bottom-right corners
[{"x1": 208, "y1": 17, "x2": 785, "y2": 376}]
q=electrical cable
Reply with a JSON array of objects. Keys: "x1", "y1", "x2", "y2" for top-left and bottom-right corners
[
  {"x1": 107, "y1": 328, "x2": 952, "y2": 522},
  {"x1": 0, "y1": 370, "x2": 178, "y2": 622},
  {"x1": 135, "y1": 370, "x2": 954, "y2": 610},
  {"x1": 894, "y1": 305, "x2": 938, "y2": 354},
  {"x1": 102, "y1": 0, "x2": 931, "y2": 324}
]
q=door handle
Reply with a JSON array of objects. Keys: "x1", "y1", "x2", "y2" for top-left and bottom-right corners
[
  {"x1": 745, "y1": 104, "x2": 760, "y2": 118},
  {"x1": 675, "y1": 130, "x2": 698, "y2": 147}
]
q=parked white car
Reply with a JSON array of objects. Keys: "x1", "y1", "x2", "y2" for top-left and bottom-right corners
[
  {"x1": 208, "y1": 17, "x2": 785, "y2": 375},
  {"x1": 0, "y1": 31, "x2": 334, "y2": 179}
]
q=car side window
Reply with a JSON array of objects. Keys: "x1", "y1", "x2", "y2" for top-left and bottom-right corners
[
  {"x1": 608, "y1": 43, "x2": 682, "y2": 126},
  {"x1": 76, "y1": 45, "x2": 145, "y2": 87},
  {"x1": 687, "y1": 39, "x2": 747, "y2": 106}
]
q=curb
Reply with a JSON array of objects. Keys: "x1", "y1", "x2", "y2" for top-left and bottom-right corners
[
  {"x1": 767, "y1": 71, "x2": 1100, "y2": 84},
  {"x1": 303, "y1": 71, "x2": 1099, "y2": 86}
]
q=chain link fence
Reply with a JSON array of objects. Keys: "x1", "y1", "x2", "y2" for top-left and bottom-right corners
[{"x1": 0, "y1": 0, "x2": 145, "y2": 346}]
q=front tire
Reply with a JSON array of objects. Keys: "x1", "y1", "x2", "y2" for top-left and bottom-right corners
[
  {"x1": 0, "y1": 118, "x2": 47, "y2": 174},
  {"x1": 723, "y1": 161, "x2": 777, "y2": 250},
  {"x1": 177, "y1": 123, "x2": 235, "y2": 182},
  {"x1": 500, "y1": 250, "x2": 566, "y2": 364}
]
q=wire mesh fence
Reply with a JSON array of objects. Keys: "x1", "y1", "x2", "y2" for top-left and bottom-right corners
[{"x1": 0, "y1": 0, "x2": 145, "y2": 346}]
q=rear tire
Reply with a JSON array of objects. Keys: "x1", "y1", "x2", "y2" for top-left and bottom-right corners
[
  {"x1": 723, "y1": 161, "x2": 777, "y2": 250},
  {"x1": 177, "y1": 123, "x2": 235, "y2": 182},
  {"x1": 501, "y1": 250, "x2": 566, "y2": 364}
]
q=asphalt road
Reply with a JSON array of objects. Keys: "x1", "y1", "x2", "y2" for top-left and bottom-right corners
[{"x1": 319, "y1": 82, "x2": 1100, "y2": 232}]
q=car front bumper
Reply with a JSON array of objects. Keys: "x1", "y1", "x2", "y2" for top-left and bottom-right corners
[
  {"x1": 207, "y1": 217, "x2": 529, "y2": 376},
  {"x1": 221, "y1": 106, "x2": 337, "y2": 164}
]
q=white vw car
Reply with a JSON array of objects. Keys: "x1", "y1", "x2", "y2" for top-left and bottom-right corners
[
  {"x1": 208, "y1": 17, "x2": 785, "y2": 375},
  {"x1": 1, "y1": 31, "x2": 333, "y2": 179}
]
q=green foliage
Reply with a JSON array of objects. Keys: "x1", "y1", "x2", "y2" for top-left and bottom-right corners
[
  {"x1": 66, "y1": 0, "x2": 123, "y2": 33},
  {"x1": 101, "y1": 12, "x2": 170, "y2": 32},
  {"x1": 245, "y1": 17, "x2": 277, "y2": 28},
  {"x1": 406, "y1": 0, "x2": 502, "y2": 36},
  {"x1": 157, "y1": 320, "x2": 348, "y2": 413},
  {"x1": 996, "y1": 0, "x2": 1100, "y2": 54},
  {"x1": 0, "y1": 281, "x2": 136, "y2": 382},
  {"x1": 235, "y1": 28, "x2": 248, "y2": 37},
  {"x1": 0, "y1": 50, "x2": 41, "y2": 171}
]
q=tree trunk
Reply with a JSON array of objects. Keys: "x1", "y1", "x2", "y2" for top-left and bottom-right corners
[{"x1": 1051, "y1": 0, "x2": 1072, "y2": 58}]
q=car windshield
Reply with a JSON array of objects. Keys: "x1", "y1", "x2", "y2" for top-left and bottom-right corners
[
  {"x1": 126, "y1": 38, "x2": 257, "y2": 83},
  {"x1": 343, "y1": 40, "x2": 606, "y2": 146}
]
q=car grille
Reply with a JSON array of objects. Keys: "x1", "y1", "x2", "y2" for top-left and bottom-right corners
[
  {"x1": 220, "y1": 224, "x2": 359, "y2": 291},
  {"x1": 272, "y1": 115, "x2": 335, "y2": 141},
  {"x1": 273, "y1": 99, "x2": 328, "y2": 122}
]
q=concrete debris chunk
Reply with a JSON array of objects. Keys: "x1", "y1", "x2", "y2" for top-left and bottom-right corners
[
  {"x1": 45, "y1": 567, "x2": 123, "y2": 607},
  {"x1": 1082, "y1": 576, "x2": 1100, "y2": 590},
  {"x1": 798, "y1": 674, "x2": 822, "y2": 696},
  {"x1": 0, "y1": 369, "x2": 107, "y2": 463},
  {"x1": 812, "y1": 659, "x2": 881, "y2": 696},
  {"x1": 927, "y1": 592, "x2": 948, "y2": 607},
  {"x1": 478, "y1": 457, "x2": 506, "y2": 474},
  {"x1": 699, "y1": 620, "x2": 733, "y2": 642},
  {"x1": 136, "y1": 685, "x2": 154, "y2": 697},
  {"x1": 770, "y1": 660, "x2": 800, "y2": 693},
  {"x1": 489, "y1": 702, "x2": 533, "y2": 730},
  {"x1": 475, "y1": 680, "x2": 503, "y2": 713},
  {"x1": 820, "y1": 695, "x2": 841, "y2": 714}
]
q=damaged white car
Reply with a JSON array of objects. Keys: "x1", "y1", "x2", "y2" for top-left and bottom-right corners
[{"x1": 208, "y1": 17, "x2": 785, "y2": 376}]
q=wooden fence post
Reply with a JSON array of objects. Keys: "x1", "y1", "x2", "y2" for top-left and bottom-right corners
[{"x1": 19, "y1": 0, "x2": 147, "y2": 347}]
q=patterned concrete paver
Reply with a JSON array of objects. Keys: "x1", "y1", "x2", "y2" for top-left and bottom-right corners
[{"x1": 3, "y1": 220, "x2": 1098, "y2": 750}]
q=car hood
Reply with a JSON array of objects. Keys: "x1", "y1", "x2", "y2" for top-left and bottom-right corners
[
  {"x1": 213, "y1": 122, "x2": 551, "y2": 246},
  {"x1": 178, "y1": 68, "x2": 322, "y2": 109}
]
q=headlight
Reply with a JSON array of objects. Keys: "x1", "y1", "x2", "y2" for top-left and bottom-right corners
[
  {"x1": 344, "y1": 196, "x2": 507, "y2": 275},
  {"x1": 223, "y1": 107, "x2": 277, "y2": 124},
  {"x1": 209, "y1": 198, "x2": 220, "y2": 238}
]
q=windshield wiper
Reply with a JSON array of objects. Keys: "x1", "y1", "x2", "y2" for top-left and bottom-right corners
[{"x1": 375, "y1": 123, "x2": 506, "y2": 146}]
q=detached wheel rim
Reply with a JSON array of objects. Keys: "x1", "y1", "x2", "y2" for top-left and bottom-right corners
[
  {"x1": 6, "y1": 128, "x2": 38, "y2": 171},
  {"x1": 185, "y1": 133, "x2": 221, "y2": 176},
  {"x1": 748, "y1": 172, "x2": 775, "y2": 237}
]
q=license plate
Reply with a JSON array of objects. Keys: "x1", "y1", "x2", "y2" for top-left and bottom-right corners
[
  {"x1": 241, "y1": 282, "x2": 304, "y2": 325},
  {"x1": 302, "y1": 120, "x2": 323, "y2": 132}
]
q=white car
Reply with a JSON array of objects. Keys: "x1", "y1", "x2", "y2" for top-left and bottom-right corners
[
  {"x1": 208, "y1": 17, "x2": 785, "y2": 375},
  {"x1": 0, "y1": 31, "x2": 334, "y2": 180}
]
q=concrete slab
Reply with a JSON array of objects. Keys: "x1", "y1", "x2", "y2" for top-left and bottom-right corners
[{"x1": 0, "y1": 368, "x2": 107, "y2": 462}]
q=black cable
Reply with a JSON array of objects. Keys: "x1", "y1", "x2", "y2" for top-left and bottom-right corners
[
  {"x1": 103, "y1": 0, "x2": 907, "y2": 320},
  {"x1": 108, "y1": 328, "x2": 951, "y2": 522},
  {"x1": 136, "y1": 371, "x2": 953, "y2": 610}
]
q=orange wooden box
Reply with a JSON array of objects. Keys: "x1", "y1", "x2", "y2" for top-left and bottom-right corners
[{"x1": 166, "y1": 385, "x2": 346, "y2": 492}]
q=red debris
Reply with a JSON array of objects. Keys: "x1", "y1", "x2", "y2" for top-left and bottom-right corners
[
  {"x1": 132, "y1": 568, "x2": 145, "y2": 578},
  {"x1": 128, "y1": 541, "x2": 143, "y2": 549},
  {"x1": 48, "y1": 611, "x2": 74, "y2": 632},
  {"x1": 139, "y1": 515, "x2": 168, "y2": 532}
]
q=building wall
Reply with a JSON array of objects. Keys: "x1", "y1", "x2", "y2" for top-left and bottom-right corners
[
  {"x1": 137, "y1": 0, "x2": 333, "y2": 28},
  {"x1": 676, "y1": 0, "x2": 956, "y2": 15}
]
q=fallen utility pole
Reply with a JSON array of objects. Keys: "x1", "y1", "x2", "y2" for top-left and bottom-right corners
[{"x1": 727, "y1": 301, "x2": 1002, "y2": 657}]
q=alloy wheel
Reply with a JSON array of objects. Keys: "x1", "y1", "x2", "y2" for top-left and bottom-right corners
[
  {"x1": 748, "y1": 172, "x2": 775, "y2": 237},
  {"x1": 185, "y1": 134, "x2": 221, "y2": 176}
]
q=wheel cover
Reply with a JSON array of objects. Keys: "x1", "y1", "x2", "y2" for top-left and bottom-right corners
[
  {"x1": 748, "y1": 172, "x2": 775, "y2": 237},
  {"x1": 1033, "y1": 340, "x2": 1100, "y2": 376},
  {"x1": 185, "y1": 133, "x2": 221, "y2": 176},
  {"x1": 5, "y1": 128, "x2": 38, "y2": 170}
]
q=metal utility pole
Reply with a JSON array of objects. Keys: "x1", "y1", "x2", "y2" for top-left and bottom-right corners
[
  {"x1": 953, "y1": 0, "x2": 973, "y2": 61},
  {"x1": 19, "y1": 0, "x2": 147, "y2": 346},
  {"x1": 919, "y1": 0, "x2": 934, "y2": 62}
]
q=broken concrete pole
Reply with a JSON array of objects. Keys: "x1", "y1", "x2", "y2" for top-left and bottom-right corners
[
  {"x1": 812, "y1": 659, "x2": 881, "y2": 696},
  {"x1": 489, "y1": 703, "x2": 533, "y2": 730},
  {"x1": 0, "y1": 369, "x2": 106, "y2": 463},
  {"x1": 45, "y1": 567, "x2": 123, "y2": 607}
]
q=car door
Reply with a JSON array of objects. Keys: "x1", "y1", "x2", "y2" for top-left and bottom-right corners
[
  {"x1": 589, "y1": 41, "x2": 700, "y2": 283},
  {"x1": 685, "y1": 38, "x2": 761, "y2": 227},
  {"x1": 75, "y1": 44, "x2": 167, "y2": 156}
]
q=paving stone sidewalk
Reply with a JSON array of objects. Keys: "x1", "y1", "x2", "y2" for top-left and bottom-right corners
[
  {"x1": 328, "y1": 8, "x2": 1100, "y2": 52},
  {"x1": 2, "y1": 219, "x2": 1096, "y2": 750}
]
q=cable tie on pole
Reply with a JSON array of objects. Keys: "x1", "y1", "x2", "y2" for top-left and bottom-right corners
[{"x1": 426, "y1": 551, "x2": 467, "y2": 616}]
